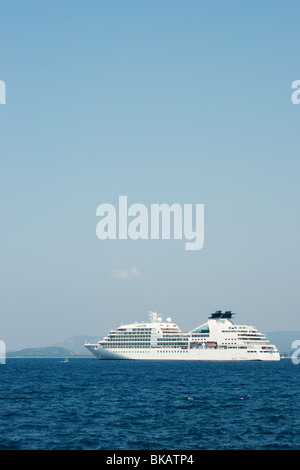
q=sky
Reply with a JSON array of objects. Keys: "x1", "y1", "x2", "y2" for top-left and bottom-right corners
[{"x1": 1, "y1": 0, "x2": 300, "y2": 350}]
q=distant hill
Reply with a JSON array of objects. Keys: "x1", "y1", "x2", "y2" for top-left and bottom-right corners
[
  {"x1": 7, "y1": 346, "x2": 76, "y2": 358},
  {"x1": 7, "y1": 336, "x2": 100, "y2": 358},
  {"x1": 53, "y1": 335, "x2": 100, "y2": 355},
  {"x1": 263, "y1": 331, "x2": 300, "y2": 356}
]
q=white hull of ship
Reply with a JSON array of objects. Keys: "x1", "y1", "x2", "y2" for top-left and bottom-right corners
[{"x1": 85, "y1": 344, "x2": 280, "y2": 362}]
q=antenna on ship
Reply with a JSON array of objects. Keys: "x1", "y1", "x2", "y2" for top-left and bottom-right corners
[{"x1": 148, "y1": 311, "x2": 158, "y2": 323}]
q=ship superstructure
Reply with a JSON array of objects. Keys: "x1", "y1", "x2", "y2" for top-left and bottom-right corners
[{"x1": 85, "y1": 311, "x2": 280, "y2": 361}]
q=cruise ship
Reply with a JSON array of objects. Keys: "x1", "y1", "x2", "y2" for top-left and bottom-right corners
[{"x1": 85, "y1": 311, "x2": 280, "y2": 361}]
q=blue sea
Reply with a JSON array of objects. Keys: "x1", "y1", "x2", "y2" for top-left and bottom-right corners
[{"x1": 0, "y1": 358, "x2": 299, "y2": 450}]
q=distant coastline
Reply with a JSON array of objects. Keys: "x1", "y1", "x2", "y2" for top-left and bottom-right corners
[
  {"x1": 6, "y1": 348, "x2": 93, "y2": 359},
  {"x1": 6, "y1": 356, "x2": 93, "y2": 359},
  {"x1": 5, "y1": 336, "x2": 98, "y2": 359}
]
